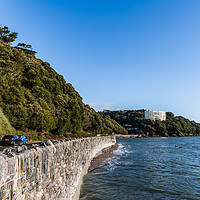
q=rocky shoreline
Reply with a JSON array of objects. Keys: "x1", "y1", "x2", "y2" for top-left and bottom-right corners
[
  {"x1": 115, "y1": 134, "x2": 141, "y2": 138},
  {"x1": 88, "y1": 143, "x2": 119, "y2": 172},
  {"x1": 0, "y1": 136, "x2": 116, "y2": 200}
]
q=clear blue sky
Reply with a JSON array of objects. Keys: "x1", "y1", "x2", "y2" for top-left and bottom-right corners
[{"x1": 1, "y1": 0, "x2": 200, "y2": 122}]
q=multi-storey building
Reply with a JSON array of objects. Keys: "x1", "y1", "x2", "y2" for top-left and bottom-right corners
[
  {"x1": 123, "y1": 124, "x2": 138, "y2": 134},
  {"x1": 144, "y1": 110, "x2": 166, "y2": 121}
]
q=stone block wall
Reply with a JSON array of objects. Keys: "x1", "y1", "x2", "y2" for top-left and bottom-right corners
[{"x1": 0, "y1": 136, "x2": 116, "y2": 200}]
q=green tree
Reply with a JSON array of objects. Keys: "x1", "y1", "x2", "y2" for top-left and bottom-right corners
[
  {"x1": 0, "y1": 36, "x2": 126, "y2": 137},
  {"x1": 15, "y1": 43, "x2": 37, "y2": 55},
  {"x1": 0, "y1": 26, "x2": 18, "y2": 44},
  {"x1": 102, "y1": 110, "x2": 200, "y2": 137}
]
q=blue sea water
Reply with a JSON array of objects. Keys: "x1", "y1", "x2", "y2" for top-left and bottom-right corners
[{"x1": 80, "y1": 137, "x2": 200, "y2": 200}]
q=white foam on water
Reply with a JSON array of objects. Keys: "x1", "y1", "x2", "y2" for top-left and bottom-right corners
[
  {"x1": 114, "y1": 143, "x2": 132, "y2": 155},
  {"x1": 105, "y1": 143, "x2": 133, "y2": 171}
]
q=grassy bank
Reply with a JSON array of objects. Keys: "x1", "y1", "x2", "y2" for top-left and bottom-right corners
[{"x1": 0, "y1": 108, "x2": 15, "y2": 137}]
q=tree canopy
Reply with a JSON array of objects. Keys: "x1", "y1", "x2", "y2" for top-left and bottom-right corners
[
  {"x1": 15, "y1": 43, "x2": 37, "y2": 55},
  {"x1": 0, "y1": 25, "x2": 37, "y2": 56},
  {"x1": 0, "y1": 39, "x2": 127, "y2": 137},
  {"x1": 102, "y1": 110, "x2": 200, "y2": 137},
  {"x1": 0, "y1": 26, "x2": 18, "y2": 44}
]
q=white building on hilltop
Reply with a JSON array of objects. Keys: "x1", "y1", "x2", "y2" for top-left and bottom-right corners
[{"x1": 144, "y1": 110, "x2": 166, "y2": 121}]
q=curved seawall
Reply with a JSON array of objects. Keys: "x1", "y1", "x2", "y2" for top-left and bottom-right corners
[{"x1": 0, "y1": 136, "x2": 116, "y2": 200}]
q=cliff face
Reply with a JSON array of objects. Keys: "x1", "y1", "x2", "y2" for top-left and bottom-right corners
[
  {"x1": 0, "y1": 136, "x2": 116, "y2": 200},
  {"x1": 0, "y1": 41, "x2": 127, "y2": 136}
]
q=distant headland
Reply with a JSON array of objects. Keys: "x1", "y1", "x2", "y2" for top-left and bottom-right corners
[{"x1": 101, "y1": 109, "x2": 200, "y2": 137}]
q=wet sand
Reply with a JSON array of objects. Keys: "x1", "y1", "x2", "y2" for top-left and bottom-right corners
[
  {"x1": 115, "y1": 134, "x2": 140, "y2": 138},
  {"x1": 88, "y1": 143, "x2": 119, "y2": 172}
]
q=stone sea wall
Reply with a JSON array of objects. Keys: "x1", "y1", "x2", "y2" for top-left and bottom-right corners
[{"x1": 0, "y1": 136, "x2": 116, "y2": 200}]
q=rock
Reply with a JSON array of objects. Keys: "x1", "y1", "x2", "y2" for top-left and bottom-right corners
[
  {"x1": 22, "y1": 182, "x2": 30, "y2": 194},
  {"x1": 88, "y1": 143, "x2": 118, "y2": 172},
  {"x1": 0, "y1": 136, "x2": 116, "y2": 200},
  {"x1": 175, "y1": 145, "x2": 183, "y2": 148},
  {"x1": 2, "y1": 147, "x2": 12, "y2": 155},
  {"x1": 29, "y1": 144, "x2": 39, "y2": 149},
  {"x1": 22, "y1": 145, "x2": 28, "y2": 151},
  {"x1": 6, "y1": 152, "x2": 15, "y2": 157},
  {"x1": 45, "y1": 140, "x2": 53, "y2": 146}
]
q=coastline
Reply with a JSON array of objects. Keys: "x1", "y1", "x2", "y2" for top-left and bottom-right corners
[
  {"x1": 79, "y1": 137, "x2": 200, "y2": 199},
  {"x1": 72, "y1": 137, "x2": 116, "y2": 200},
  {"x1": 115, "y1": 134, "x2": 141, "y2": 138},
  {"x1": 0, "y1": 136, "x2": 116, "y2": 200},
  {"x1": 115, "y1": 134, "x2": 200, "y2": 138},
  {"x1": 88, "y1": 143, "x2": 119, "y2": 172}
]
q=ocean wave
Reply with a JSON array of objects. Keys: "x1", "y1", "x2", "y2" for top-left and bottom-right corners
[
  {"x1": 81, "y1": 137, "x2": 200, "y2": 200},
  {"x1": 113, "y1": 143, "x2": 132, "y2": 156},
  {"x1": 104, "y1": 143, "x2": 133, "y2": 171}
]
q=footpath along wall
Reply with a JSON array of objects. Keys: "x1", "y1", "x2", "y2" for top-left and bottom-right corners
[{"x1": 0, "y1": 136, "x2": 116, "y2": 200}]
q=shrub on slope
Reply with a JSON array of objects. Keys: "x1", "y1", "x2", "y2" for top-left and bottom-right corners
[
  {"x1": 102, "y1": 110, "x2": 200, "y2": 137},
  {"x1": 0, "y1": 41, "x2": 127, "y2": 136},
  {"x1": 0, "y1": 108, "x2": 15, "y2": 136}
]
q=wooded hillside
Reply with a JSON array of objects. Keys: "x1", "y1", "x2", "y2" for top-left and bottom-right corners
[
  {"x1": 102, "y1": 110, "x2": 200, "y2": 137},
  {"x1": 0, "y1": 40, "x2": 127, "y2": 137},
  {"x1": 0, "y1": 108, "x2": 15, "y2": 137}
]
